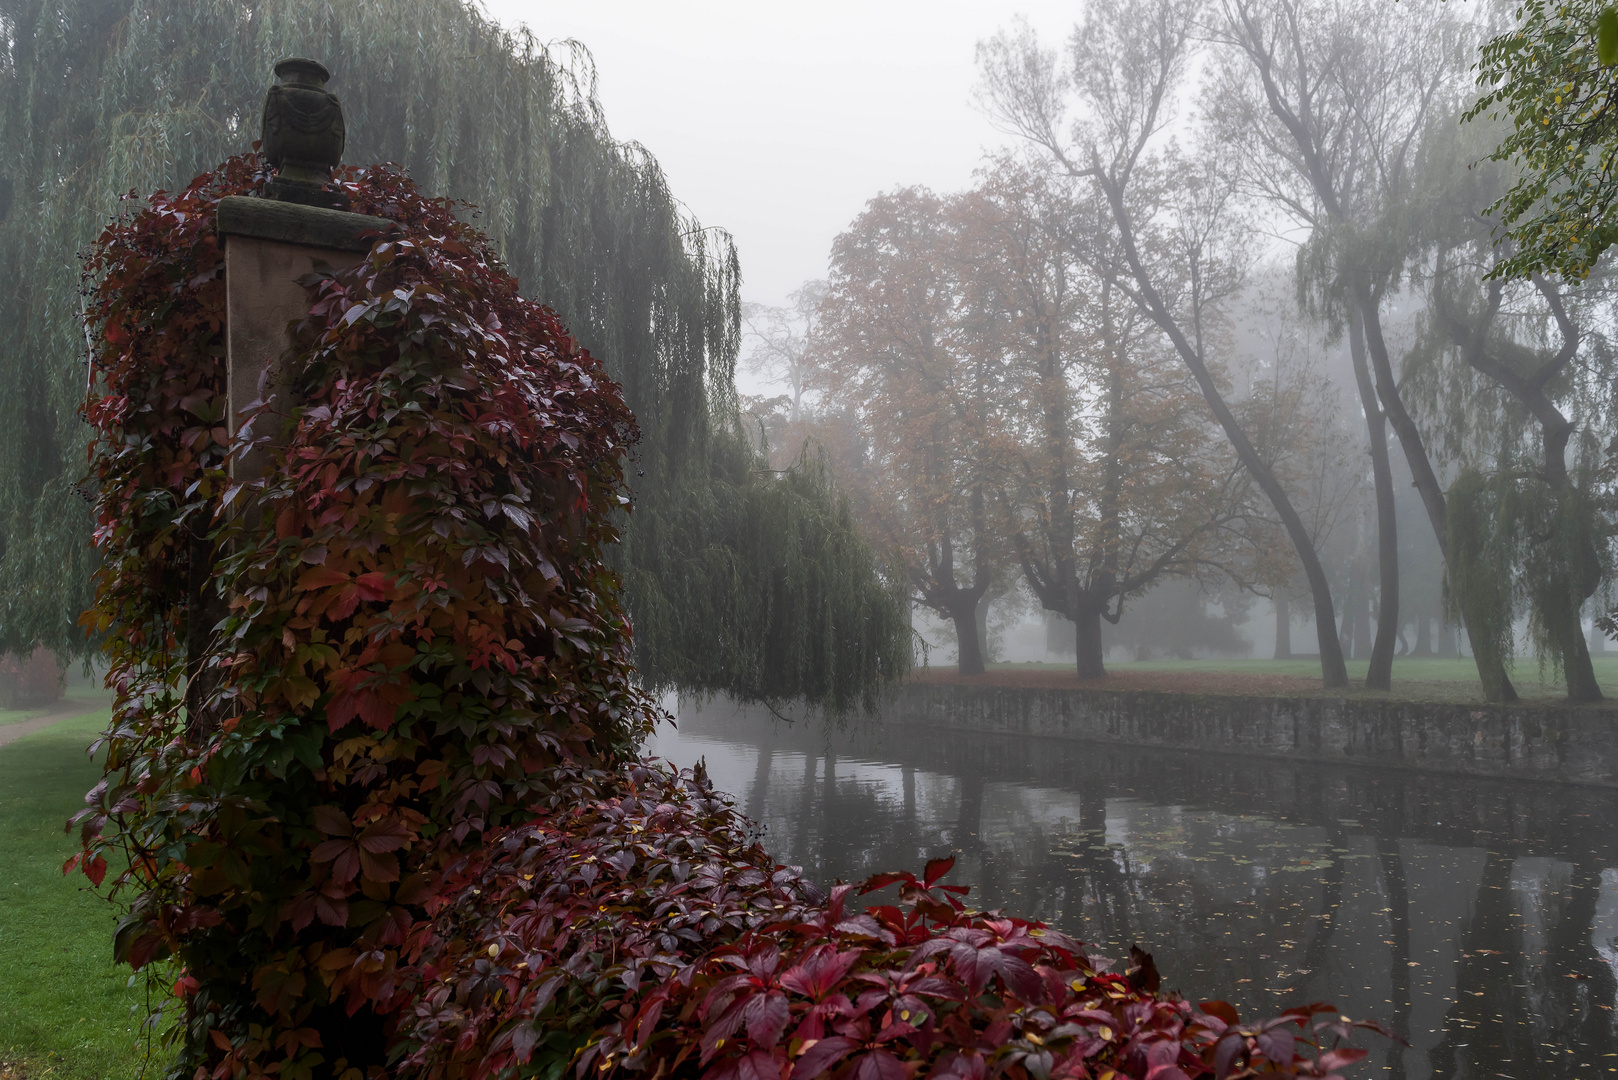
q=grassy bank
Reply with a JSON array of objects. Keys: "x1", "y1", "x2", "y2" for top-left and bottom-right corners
[{"x1": 0, "y1": 706, "x2": 150, "y2": 1080}]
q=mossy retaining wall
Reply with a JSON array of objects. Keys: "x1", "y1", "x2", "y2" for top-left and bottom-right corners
[{"x1": 883, "y1": 683, "x2": 1618, "y2": 787}]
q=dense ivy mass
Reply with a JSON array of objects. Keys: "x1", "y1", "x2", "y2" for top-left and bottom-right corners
[
  {"x1": 394, "y1": 773, "x2": 1384, "y2": 1080},
  {"x1": 0, "y1": 0, "x2": 908, "y2": 710},
  {"x1": 78, "y1": 155, "x2": 657, "y2": 1077}
]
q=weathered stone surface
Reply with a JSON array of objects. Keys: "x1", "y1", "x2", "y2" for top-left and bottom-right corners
[
  {"x1": 218, "y1": 195, "x2": 392, "y2": 252},
  {"x1": 261, "y1": 58, "x2": 345, "y2": 182},
  {"x1": 222, "y1": 225, "x2": 366, "y2": 479},
  {"x1": 883, "y1": 682, "x2": 1618, "y2": 787}
]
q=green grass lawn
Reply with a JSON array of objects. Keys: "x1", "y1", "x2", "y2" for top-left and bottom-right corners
[
  {"x1": 0, "y1": 706, "x2": 152, "y2": 1079},
  {"x1": 985, "y1": 655, "x2": 1618, "y2": 702},
  {"x1": 0, "y1": 686, "x2": 111, "y2": 729}
]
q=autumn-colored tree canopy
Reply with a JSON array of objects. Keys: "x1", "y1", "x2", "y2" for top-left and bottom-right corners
[
  {"x1": 806, "y1": 167, "x2": 1260, "y2": 679},
  {"x1": 812, "y1": 187, "x2": 1009, "y2": 675}
]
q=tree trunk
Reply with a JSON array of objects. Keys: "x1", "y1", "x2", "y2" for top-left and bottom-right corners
[
  {"x1": 1273, "y1": 593, "x2": 1292, "y2": 660},
  {"x1": 1352, "y1": 584, "x2": 1373, "y2": 662},
  {"x1": 1357, "y1": 292, "x2": 1517, "y2": 701},
  {"x1": 1451, "y1": 591, "x2": 1518, "y2": 703},
  {"x1": 1349, "y1": 306, "x2": 1398, "y2": 689},
  {"x1": 952, "y1": 602, "x2": 986, "y2": 676},
  {"x1": 1074, "y1": 606, "x2": 1106, "y2": 680},
  {"x1": 1448, "y1": 277, "x2": 1597, "y2": 703},
  {"x1": 1547, "y1": 591, "x2": 1603, "y2": 702},
  {"x1": 975, "y1": 593, "x2": 993, "y2": 667},
  {"x1": 1338, "y1": 583, "x2": 1356, "y2": 659},
  {"x1": 1096, "y1": 174, "x2": 1349, "y2": 688},
  {"x1": 1437, "y1": 616, "x2": 1457, "y2": 659},
  {"x1": 1413, "y1": 611, "x2": 1431, "y2": 656},
  {"x1": 1536, "y1": 413, "x2": 1602, "y2": 700}
]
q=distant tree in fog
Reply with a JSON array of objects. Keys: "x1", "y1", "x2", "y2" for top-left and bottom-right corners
[
  {"x1": 807, "y1": 168, "x2": 1268, "y2": 680},
  {"x1": 808, "y1": 188, "x2": 1011, "y2": 675},
  {"x1": 975, "y1": 0, "x2": 1353, "y2": 687},
  {"x1": 965, "y1": 163, "x2": 1254, "y2": 679},
  {"x1": 1207, "y1": 0, "x2": 1476, "y2": 691},
  {"x1": 741, "y1": 281, "x2": 829, "y2": 424},
  {"x1": 1226, "y1": 274, "x2": 1365, "y2": 659}
]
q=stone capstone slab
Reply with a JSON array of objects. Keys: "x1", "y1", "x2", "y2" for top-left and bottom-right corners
[{"x1": 217, "y1": 194, "x2": 394, "y2": 252}]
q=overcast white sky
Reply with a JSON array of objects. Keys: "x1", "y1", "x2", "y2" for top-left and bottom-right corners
[{"x1": 480, "y1": 1, "x2": 1080, "y2": 310}]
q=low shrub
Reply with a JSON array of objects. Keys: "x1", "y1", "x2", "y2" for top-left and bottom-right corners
[{"x1": 0, "y1": 645, "x2": 65, "y2": 708}]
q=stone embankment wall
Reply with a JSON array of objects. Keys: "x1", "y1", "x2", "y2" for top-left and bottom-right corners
[{"x1": 883, "y1": 683, "x2": 1618, "y2": 787}]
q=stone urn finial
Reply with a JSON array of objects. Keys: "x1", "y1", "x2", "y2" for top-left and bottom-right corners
[{"x1": 261, "y1": 57, "x2": 348, "y2": 208}]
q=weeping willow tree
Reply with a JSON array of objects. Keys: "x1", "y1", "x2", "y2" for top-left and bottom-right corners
[
  {"x1": 1443, "y1": 462, "x2": 1609, "y2": 697},
  {"x1": 1398, "y1": 108, "x2": 1618, "y2": 702},
  {"x1": 1404, "y1": 262, "x2": 1617, "y2": 702},
  {"x1": 0, "y1": 0, "x2": 910, "y2": 711}
]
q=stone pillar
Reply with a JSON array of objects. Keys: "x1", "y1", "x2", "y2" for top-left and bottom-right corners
[
  {"x1": 215, "y1": 196, "x2": 392, "y2": 479},
  {"x1": 187, "y1": 56, "x2": 393, "y2": 739}
]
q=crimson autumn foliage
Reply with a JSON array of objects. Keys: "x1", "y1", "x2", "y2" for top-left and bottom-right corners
[
  {"x1": 393, "y1": 765, "x2": 1387, "y2": 1080},
  {"x1": 73, "y1": 155, "x2": 1385, "y2": 1080}
]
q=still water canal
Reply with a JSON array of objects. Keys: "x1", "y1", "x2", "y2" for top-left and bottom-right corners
[{"x1": 645, "y1": 697, "x2": 1618, "y2": 1080}]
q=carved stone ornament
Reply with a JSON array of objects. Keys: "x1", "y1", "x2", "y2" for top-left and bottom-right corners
[{"x1": 260, "y1": 57, "x2": 348, "y2": 209}]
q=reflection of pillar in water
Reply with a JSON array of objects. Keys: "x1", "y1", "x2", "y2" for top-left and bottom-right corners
[
  {"x1": 822, "y1": 749, "x2": 837, "y2": 817},
  {"x1": 1376, "y1": 835, "x2": 1412, "y2": 1080},
  {"x1": 897, "y1": 763, "x2": 920, "y2": 861},
  {"x1": 792, "y1": 753, "x2": 816, "y2": 866}
]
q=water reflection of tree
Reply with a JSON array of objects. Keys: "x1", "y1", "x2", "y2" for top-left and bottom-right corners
[
  {"x1": 992, "y1": 798, "x2": 1341, "y2": 1007},
  {"x1": 745, "y1": 746, "x2": 773, "y2": 831},
  {"x1": 770, "y1": 749, "x2": 960, "y2": 890},
  {"x1": 1299, "y1": 823, "x2": 1345, "y2": 1002},
  {"x1": 1428, "y1": 851, "x2": 1537, "y2": 1079},
  {"x1": 1375, "y1": 835, "x2": 1411, "y2": 1080},
  {"x1": 790, "y1": 751, "x2": 816, "y2": 868},
  {"x1": 1538, "y1": 860, "x2": 1618, "y2": 1068}
]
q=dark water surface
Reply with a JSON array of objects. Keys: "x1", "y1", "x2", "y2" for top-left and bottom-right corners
[{"x1": 646, "y1": 698, "x2": 1618, "y2": 1080}]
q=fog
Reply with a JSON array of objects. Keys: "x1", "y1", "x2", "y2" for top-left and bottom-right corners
[{"x1": 482, "y1": 1, "x2": 1079, "y2": 309}]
